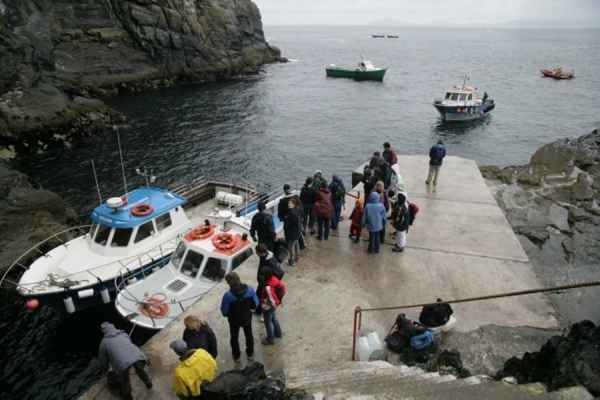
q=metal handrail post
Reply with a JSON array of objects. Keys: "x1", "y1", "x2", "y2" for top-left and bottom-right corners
[{"x1": 352, "y1": 306, "x2": 361, "y2": 361}]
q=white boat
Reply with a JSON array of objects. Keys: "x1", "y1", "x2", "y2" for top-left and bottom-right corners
[
  {"x1": 433, "y1": 78, "x2": 495, "y2": 122},
  {"x1": 0, "y1": 179, "x2": 274, "y2": 314},
  {"x1": 115, "y1": 220, "x2": 255, "y2": 329}
]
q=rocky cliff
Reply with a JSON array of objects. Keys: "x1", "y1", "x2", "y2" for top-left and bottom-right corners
[
  {"x1": 481, "y1": 129, "x2": 600, "y2": 325},
  {"x1": 0, "y1": 0, "x2": 281, "y2": 154}
]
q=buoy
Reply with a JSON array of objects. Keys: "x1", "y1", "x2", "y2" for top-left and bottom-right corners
[
  {"x1": 100, "y1": 288, "x2": 111, "y2": 304},
  {"x1": 63, "y1": 296, "x2": 76, "y2": 314},
  {"x1": 25, "y1": 298, "x2": 40, "y2": 310}
]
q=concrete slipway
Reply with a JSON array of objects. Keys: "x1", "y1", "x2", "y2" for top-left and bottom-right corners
[{"x1": 82, "y1": 156, "x2": 558, "y2": 400}]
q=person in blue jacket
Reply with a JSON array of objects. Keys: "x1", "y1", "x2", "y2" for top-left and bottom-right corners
[
  {"x1": 220, "y1": 272, "x2": 259, "y2": 365},
  {"x1": 362, "y1": 192, "x2": 387, "y2": 254}
]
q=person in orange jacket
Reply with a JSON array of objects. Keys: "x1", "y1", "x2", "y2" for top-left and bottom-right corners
[{"x1": 349, "y1": 196, "x2": 364, "y2": 243}]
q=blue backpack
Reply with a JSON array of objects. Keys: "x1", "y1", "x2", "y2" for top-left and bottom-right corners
[{"x1": 410, "y1": 330, "x2": 434, "y2": 350}]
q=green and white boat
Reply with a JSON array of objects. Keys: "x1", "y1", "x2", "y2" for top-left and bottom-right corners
[{"x1": 326, "y1": 60, "x2": 387, "y2": 82}]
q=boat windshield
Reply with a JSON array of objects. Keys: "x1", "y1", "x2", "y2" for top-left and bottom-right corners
[
  {"x1": 180, "y1": 250, "x2": 204, "y2": 278},
  {"x1": 202, "y1": 257, "x2": 227, "y2": 282},
  {"x1": 445, "y1": 93, "x2": 451, "y2": 100},
  {"x1": 94, "y1": 224, "x2": 111, "y2": 246},
  {"x1": 89, "y1": 223, "x2": 98, "y2": 238},
  {"x1": 450, "y1": 93, "x2": 459, "y2": 101},
  {"x1": 111, "y1": 228, "x2": 133, "y2": 247},
  {"x1": 171, "y1": 242, "x2": 186, "y2": 269},
  {"x1": 459, "y1": 94, "x2": 467, "y2": 102}
]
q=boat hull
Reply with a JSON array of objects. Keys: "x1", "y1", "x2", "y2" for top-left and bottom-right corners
[
  {"x1": 540, "y1": 69, "x2": 574, "y2": 80},
  {"x1": 326, "y1": 67, "x2": 387, "y2": 82},
  {"x1": 434, "y1": 101, "x2": 495, "y2": 122}
]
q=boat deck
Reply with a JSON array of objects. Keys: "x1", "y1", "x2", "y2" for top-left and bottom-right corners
[{"x1": 81, "y1": 156, "x2": 557, "y2": 400}]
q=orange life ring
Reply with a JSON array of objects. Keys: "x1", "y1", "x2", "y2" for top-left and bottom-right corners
[
  {"x1": 131, "y1": 203, "x2": 154, "y2": 217},
  {"x1": 212, "y1": 232, "x2": 237, "y2": 251},
  {"x1": 185, "y1": 225, "x2": 215, "y2": 241},
  {"x1": 138, "y1": 293, "x2": 170, "y2": 319}
]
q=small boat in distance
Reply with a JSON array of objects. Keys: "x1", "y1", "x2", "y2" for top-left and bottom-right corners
[
  {"x1": 372, "y1": 34, "x2": 385, "y2": 38},
  {"x1": 433, "y1": 77, "x2": 495, "y2": 122},
  {"x1": 387, "y1": 35, "x2": 399, "y2": 39},
  {"x1": 541, "y1": 67, "x2": 575, "y2": 80},
  {"x1": 326, "y1": 60, "x2": 387, "y2": 82}
]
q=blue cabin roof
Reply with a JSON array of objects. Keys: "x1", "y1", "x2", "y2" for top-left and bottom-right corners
[{"x1": 90, "y1": 187, "x2": 186, "y2": 229}]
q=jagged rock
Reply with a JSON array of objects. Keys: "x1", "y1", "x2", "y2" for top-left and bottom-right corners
[
  {"x1": 495, "y1": 321, "x2": 600, "y2": 397},
  {"x1": 571, "y1": 173, "x2": 594, "y2": 201}
]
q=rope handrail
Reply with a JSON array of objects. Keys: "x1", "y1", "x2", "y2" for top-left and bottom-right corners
[{"x1": 351, "y1": 279, "x2": 600, "y2": 360}]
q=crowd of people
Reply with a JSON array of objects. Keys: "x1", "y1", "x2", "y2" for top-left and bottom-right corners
[{"x1": 95, "y1": 140, "x2": 448, "y2": 400}]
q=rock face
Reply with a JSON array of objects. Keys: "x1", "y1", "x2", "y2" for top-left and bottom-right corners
[
  {"x1": 0, "y1": 0, "x2": 281, "y2": 153},
  {"x1": 481, "y1": 129, "x2": 600, "y2": 325},
  {"x1": 495, "y1": 320, "x2": 600, "y2": 397},
  {"x1": 0, "y1": 160, "x2": 76, "y2": 275}
]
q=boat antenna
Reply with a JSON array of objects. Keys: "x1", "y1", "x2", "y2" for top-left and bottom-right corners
[
  {"x1": 462, "y1": 74, "x2": 469, "y2": 89},
  {"x1": 114, "y1": 125, "x2": 129, "y2": 197},
  {"x1": 90, "y1": 159, "x2": 103, "y2": 205}
]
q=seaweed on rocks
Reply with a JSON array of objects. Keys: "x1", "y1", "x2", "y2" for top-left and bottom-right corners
[{"x1": 495, "y1": 320, "x2": 600, "y2": 396}]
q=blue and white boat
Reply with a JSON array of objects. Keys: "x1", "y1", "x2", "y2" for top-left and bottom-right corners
[
  {"x1": 433, "y1": 81, "x2": 495, "y2": 122},
  {"x1": 1, "y1": 180, "x2": 267, "y2": 314}
]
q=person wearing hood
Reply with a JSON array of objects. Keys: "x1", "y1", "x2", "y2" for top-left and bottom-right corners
[
  {"x1": 170, "y1": 339, "x2": 217, "y2": 399},
  {"x1": 329, "y1": 175, "x2": 346, "y2": 230},
  {"x1": 349, "y1": 196, "x2": 364, "y2": 243},
  {"x1": 391, "y1": 193, "x2": 410, "y2": 253},
  {"x1": 220, "y1": 272, "x2": 259, "y2": 365},
  {"x1": 182, "y1": 316, "x2": 218, "y2": 359},
  {"x1": 314, "y1": 181, "x2": 334, "y2": 241},
  {"x1": 362, "y1": 192, "x2": 386, "y2": 254},
  {"x1": 97, "y1": 322, "x2": 152, "y2": 400},
  {"x1": 250, "y1": 201, "x2": 276, "y2": 252}
]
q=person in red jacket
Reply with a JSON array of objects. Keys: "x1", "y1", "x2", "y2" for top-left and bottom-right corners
[
  {"x1": 314, "y1": 181, "x2": 334, "y2": 241},
  {"x1": 260, "y1": 275, "x2": 284, "y2": 345}
]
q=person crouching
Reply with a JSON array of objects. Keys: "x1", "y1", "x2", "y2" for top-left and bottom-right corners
[{"x1": 170, "y1": 340, "x2": 217, "y2": 399}]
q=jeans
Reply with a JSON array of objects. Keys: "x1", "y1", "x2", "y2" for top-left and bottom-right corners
[
  {"x1": 287, "y1": 239, "x2": 299, "y2": 263},
  {"x1": 426, "y1": 165, "x2": 441, "y2": 184},
  {"x1": 331, "y1": 201, "x2": 343, "y2": 229},
  {"x1": 368, "y1": 231, "x2": 381, "y2": 253},
  {"x1": 317, "y1": 217, "x2": 330, "y2": 240},
  {"x1": 229, "y1": 321, "x2": 254, "y2": 360},
  {"x1": 303, "y1": 205, "x2": 314, "y2": 232},
  {"x1": 113, "y1": 360, "x2": 152, "y2": 400},
  {"x1": 263, "y1": 309, "x2": 282, "y2": 342}
]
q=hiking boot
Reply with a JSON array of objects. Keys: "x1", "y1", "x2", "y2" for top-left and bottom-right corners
[
  {"x1": 392, "y1": 246, "x2": 404, "y2": 253},
  {"x1": 247, "y1": 355, "x2": 254, "y2": 362},
  {"x1": 261, "y1": 338, "x2": 275, "y2": 346},
  {"x1": 425, "y1": 180, "x2": 430, "y2": 185}
]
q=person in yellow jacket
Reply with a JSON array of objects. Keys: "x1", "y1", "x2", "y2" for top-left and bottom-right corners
[{"x1": 170, "y1": 340, "x2": 217, "y2": 399}]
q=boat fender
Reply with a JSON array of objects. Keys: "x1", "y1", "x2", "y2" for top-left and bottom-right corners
[
  {"x1": 26, "y1": 298, "x2": 40, "y2": 310},
  {"x1": 77, "y1": 288, "x2": 95, "y2": 299},
  {"x1": 100, "y1": 288, "x2": 111, "y2": 304},
  {"x1": 131, "y1": 204, "x2": 154, "y2": 217},
  {"x1": 64, "y1": 297, "x2": 76, "y2": 314}
]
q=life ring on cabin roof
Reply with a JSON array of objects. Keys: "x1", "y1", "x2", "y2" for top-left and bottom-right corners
[
  {"x1": 186, "y1": 225, "x2": 215, "y2": 241},
  {"x1": 131, "y1": 203, "x2": 154, "y2": 217},
  {"x1": 138, "y1": 293, "x2": 169, "y2": 319},
  {"x1": 212, "y1": 232, "x2": 238, "y2": 251}
]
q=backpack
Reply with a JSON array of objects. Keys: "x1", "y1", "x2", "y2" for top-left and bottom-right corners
[
  {"x1": 410, "y1": 330, "x2": 434, "y2": 351},
  {"x1": 334, "y1": 183, "x2": 346, "y2": 202},
  {"x1": 408, "y1": 202, "x2": 419, "y2": 226},
  {"x1": 274, "y1": 280, "x2": 286, "y2": 302}
]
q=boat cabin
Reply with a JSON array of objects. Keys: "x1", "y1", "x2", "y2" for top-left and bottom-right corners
[
  {"x1": 440, "y1": 86, "x2": 482, "y2": 106},
  {"x1": 88, "y1": 187, "x2": 189, "y2": 257},
  {"x1": 357, "y1": 60, "x2": 376, "y2": 71}
]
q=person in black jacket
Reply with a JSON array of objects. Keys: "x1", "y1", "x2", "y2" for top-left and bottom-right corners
[
  {"x1": 250, "y1": 201, "x2": 275, "y2": 252},
  {"x1": 284, "y1": 199, "x2": 302, "y2": 266},
  {"x1": 220, "y1": 272, "x2": 259, "y2": 364},
  {"x1": 426, "y1": 140, "x2": 446, "y2": 186},
  {"x1": 419, "y1": 298, "x2": 454, "y2": 328},
  {"x1": 255, "y1": 243, "x2": 284, "y2": 315},
  {"x1": 300, "y1": 177, "x2": 317, "y2": 235},
  {"x1": 182, "y1": 315, "x2": 218, "y2": 359},
  {"x1": 278, "y1": 184, "x2": 305, "y2": 250},
  {"x1": 392, "y1": 193, "x2": 410, "y2": 253}
]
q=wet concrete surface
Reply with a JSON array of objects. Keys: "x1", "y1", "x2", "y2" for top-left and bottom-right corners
[{"x1": 81, "y1": 156, "x2": 558, "y2": 399}]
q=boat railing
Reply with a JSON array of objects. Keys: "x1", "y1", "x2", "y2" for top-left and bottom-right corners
[
  {"x1": 233, "y1": 188, "x2": 285, "y2": 217},
  {"x1": 2, "y1": 230, "x2": 186, "y2": 294}
]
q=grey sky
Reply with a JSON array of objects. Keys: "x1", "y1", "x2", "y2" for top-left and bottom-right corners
[{"x1": 254, "y1": 0, "x2": 600, "y2": 27}]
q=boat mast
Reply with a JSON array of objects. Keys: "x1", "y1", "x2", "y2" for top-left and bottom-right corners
[
  {"x1": 90, "y1": 159, "x2": 103, "y2": 205},
  {"x1": 114, "y1": 125, "x2": 129, "y2": 197}
]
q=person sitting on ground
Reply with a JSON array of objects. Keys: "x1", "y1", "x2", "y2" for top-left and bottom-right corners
[
  {"x1": 250, "y1": 201, "x2": 276, "y2": 252},
  {"x1": 419, "y1": 298, "x2": 454, "y2": 328},
  {"x1": 170, "y1": 339, "x2": 217, "y2": 400},
  {"x1": 97, "y1": 322, "x2": 153, "y2": 400},
  {"x1": 220, "y1": 272, "x2": 259, "y2": 365},
  {"x1": 349, "y1": 196, "x2": 364, "y2": 244},
  {"x1": 182, "y1": 316, "x2": 218, "y2": 359}
]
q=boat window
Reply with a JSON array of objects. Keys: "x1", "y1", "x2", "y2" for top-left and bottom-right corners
[
  {"x1": 180, "y1": 250, "x2": 204, "y2": 278},
  {"x1": 232, "y1": 248, "x2": 253, "y2": 270},
  {"x1": 202, "y1": 257, "x2": 227, "y2": 282},
  {"x1": 450, "y1": 93, "x2": 459, "y2": 101},
  {"x1": 94, "y1": 224, "x2": 111, "y2": 246},
  {"x1": 134, "y1": 221, "x2": 155, "y2": 243},
  {"x1": 171, "y1": 242, "x2": 186, "y2": 269},
  {"x1": 445, "y1": 93, "x2": 451, "y2": 100},
  {"x1": 156, "y1": 213, "x2": 172, "y2": 231},
  {"x1": 459, "y1": 94, "x2": 467, "y2": 102},
  {"x1": 111, "y1": 228, "x2": 133, "y2": 247},
  {"x1": 468, "y1": 94, "x2": 473, "y2": 101}
]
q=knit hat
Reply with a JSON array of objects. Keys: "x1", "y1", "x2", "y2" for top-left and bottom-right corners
[
  {"x1": 170, "y1": 340, "x2": 188, "y2": 357},
  {"x1": 283, "y1": 184, "x2": 291, "y2": 194}
]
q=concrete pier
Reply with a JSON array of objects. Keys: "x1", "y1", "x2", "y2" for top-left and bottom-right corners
[{"x1": 82, "y1": 156, "x2": 557, "y2": 400}]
